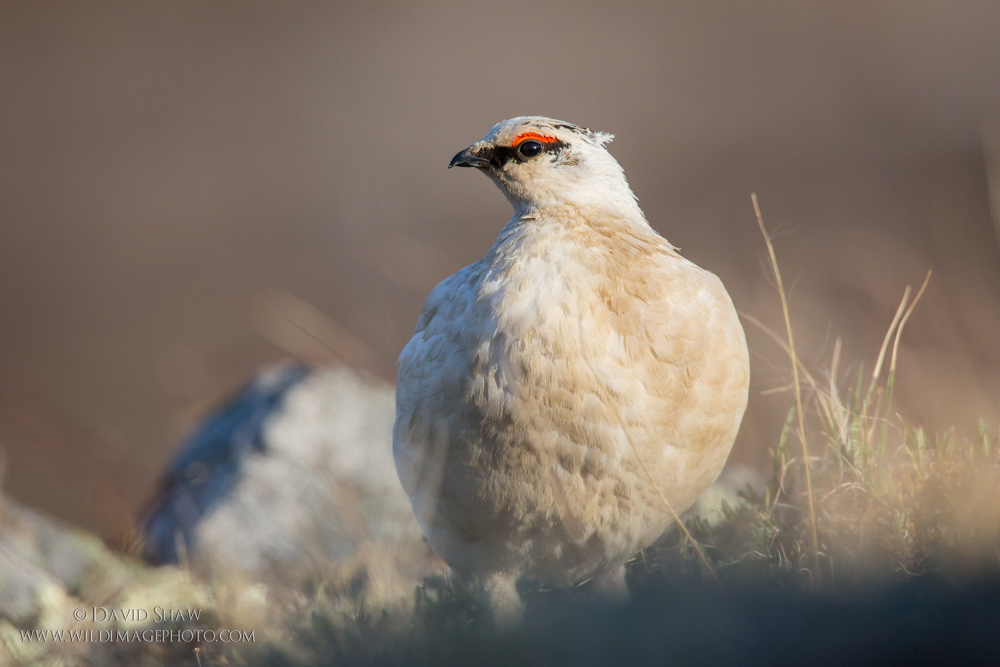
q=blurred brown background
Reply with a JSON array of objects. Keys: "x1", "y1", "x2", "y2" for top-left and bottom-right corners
[{"x1": 1, "y1": 1, "x2": 999, "y2": 538}]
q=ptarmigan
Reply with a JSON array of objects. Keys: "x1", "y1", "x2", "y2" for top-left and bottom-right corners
[{"x1": 393, "y1": 117, "x2": 749, "y2": 616}]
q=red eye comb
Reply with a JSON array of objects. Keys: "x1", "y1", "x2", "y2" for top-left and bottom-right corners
[{"x1": 511, "y1": 132, "x2": 558, "y2": 145}]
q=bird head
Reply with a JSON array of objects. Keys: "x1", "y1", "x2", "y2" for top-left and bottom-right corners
[{"x1": 449, "y1": 117, "x2": 645, "y2": 223}]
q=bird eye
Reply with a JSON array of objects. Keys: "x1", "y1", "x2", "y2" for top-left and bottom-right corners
[{"x1": 517, "y1": 140, "x2": 543, "y2": 158}]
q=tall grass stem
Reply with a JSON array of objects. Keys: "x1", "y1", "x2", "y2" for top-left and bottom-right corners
[{"x1": 751, "y1": 193, "x2": 820, "y2": 576}]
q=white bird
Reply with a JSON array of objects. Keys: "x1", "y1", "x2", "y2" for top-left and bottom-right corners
[{"x1": 393, "y1": 117, "x2": 749, "y2": 617}]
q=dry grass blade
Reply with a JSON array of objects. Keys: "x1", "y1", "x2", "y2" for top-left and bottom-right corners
[
  {"x1": 983, "y1": 120, "x2": 1000, "y2": 251},
  {"x1": 826, "y1": 337, "x2": 850, "y2": 443},
  {"x1": 740, "y1": 311, "x2": 849, "y2": 444},
  {"x1": 575, "y1": 313, "x2": 719, "y2": 583},
  {"x1": 620, "y1": 420, "x2": 720, "y2": 584},
  {"x1": 254, "y1": 289, "x2": 389, "y2": 379},
  {"x1": 751, "y1": 193, "x2": 819, "y2": 576},
  {"x1": 872, "y1": 285, "x2": 911, "y2": 385},
  {"x1": 890, "y1": 271, "x2": 932, "y2": 374},
  {"x1": 738, "y1": 312, "x2": 822, "y2": 396}
]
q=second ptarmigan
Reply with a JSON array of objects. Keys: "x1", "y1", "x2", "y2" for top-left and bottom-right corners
[{"x1": 393, "y1": 117, "x2": 749, "y2": 615}]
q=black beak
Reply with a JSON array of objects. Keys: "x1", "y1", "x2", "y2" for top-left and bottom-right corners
[{"x1": 449, "y1": 147, "x2": 491, "y2": 169}]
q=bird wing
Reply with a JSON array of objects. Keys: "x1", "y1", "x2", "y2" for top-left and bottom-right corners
[{"x1": 393, "y1": 263, "x2": 484, "y2": 507}]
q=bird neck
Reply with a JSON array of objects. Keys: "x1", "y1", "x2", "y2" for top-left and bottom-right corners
[{"x1": 509, "y1": 197, "x2": 651, "y2": 232}]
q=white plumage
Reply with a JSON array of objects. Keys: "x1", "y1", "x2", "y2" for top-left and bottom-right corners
[{"x1": 393, "y1": 117, "x2": 749, "y2": 614}]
